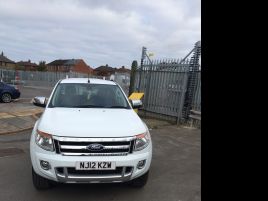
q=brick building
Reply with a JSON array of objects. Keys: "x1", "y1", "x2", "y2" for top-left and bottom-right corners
[
  {"x1": 47, "y1": 59, "x2": 93, "y2": 74},
  {"x1": 16, "y1": 60, "x2": 38, "y2": 71},
  {"x1": 93, "y1": 65, "x2": 130, "y2": 76},
  {"x1": 0, "y1": 51, "x2": 16, "y2": 70},
  {"x1": 93, "y1": 64, "x2": 116, "y2": 76}
]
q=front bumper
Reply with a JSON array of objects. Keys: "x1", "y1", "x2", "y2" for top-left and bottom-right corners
[
  {"x1": 30, "y1": 137, "x2": 152, "y2": 183},
  {"x1": 54, "y1": 166, "x2": 134, "y2": 183}
]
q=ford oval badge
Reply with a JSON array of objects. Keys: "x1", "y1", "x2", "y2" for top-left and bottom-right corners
[{"x1": 87, "y1": 143, "x2": 104, "y2": 151}]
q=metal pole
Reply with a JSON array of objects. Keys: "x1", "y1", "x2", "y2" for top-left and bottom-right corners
[
  {"x1": 144, "y1": 52, "x2": 153, "y2": 117},
  {"x1": 138, "y1": 47, "x2": 146, "y2": 92},
  {"x1": 0, "y1": 69, "x2": 2, "y2": 82}
]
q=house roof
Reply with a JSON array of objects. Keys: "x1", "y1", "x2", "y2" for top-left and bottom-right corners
[
  {"x1": 64, "y1": 59, "x2": 81, "y2": 65},
  {"x1": 0, "y1": 52, "x2": 15, "y2": 63},
  {"x1": 94, "y1": 65, "x2": 116, "y2": 72},
  {"x1": 17, "y1": 61, "x2": 38, "y2": 66},
  {"x1": 116, "y1": 66, "x2": 131, "y2": 73},
  {"x1": 47, "y1": 59, "x2": 80, "y2": 66}
]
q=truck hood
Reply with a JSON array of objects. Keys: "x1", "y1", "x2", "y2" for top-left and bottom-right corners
[{"x1": 37, "y1": 108, "x2": 147, "y2": 138}]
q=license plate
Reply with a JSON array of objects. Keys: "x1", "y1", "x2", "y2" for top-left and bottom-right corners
[{"x1": 75, "y1": 161, "x2": 116, "y2": 170}]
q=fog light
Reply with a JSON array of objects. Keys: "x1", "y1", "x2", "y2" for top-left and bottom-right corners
[
  {"x1": 40, "y1": 160, "x2": 51, "y2": 170},
  {"x1": 137, "y1": 160, "x2": 146, "y2": 169}
]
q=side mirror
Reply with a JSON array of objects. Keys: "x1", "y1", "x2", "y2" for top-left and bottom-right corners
[
  {"x1": 33, "y1": 96, "x2": 47, "y2": 108},
  {"x1": 130, "y1": 99, "x2": 142, "y2": 109}
]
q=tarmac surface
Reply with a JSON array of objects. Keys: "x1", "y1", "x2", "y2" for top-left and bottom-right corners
[
  {"x1": 0, "y1": 86, "x2": 52, "y2": 134},
  {"x1": 0, "y1": 126, "x2": 201, "y2": 201},
  {"x1": 0, "y1": 85, "x2": 201, "y2": 201}
]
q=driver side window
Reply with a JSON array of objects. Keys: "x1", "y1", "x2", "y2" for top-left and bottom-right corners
[{"x1": 114, "y1": 88, "x2": 126, "y2": 106}]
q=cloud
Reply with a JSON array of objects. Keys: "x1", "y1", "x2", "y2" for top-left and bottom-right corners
[{"x1": 0, "y1": 0, "x2": 200, "y2": 68}]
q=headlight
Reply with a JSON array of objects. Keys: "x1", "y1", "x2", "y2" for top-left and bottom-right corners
[
  {"x1": 134, "y1": 131, "x2": 150, "y2": 151},
  {"x1": 35, "y1": 129, "x2": 54, "y2": 152}
]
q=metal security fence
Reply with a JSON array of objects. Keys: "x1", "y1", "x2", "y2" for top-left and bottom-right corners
[
  {"x1": 0, "y1": 69, "x2": 16, "y2": 84},
  {"x1": 112, "y1": 72, "x2": 130, "y2": 96},
  {"x1": 0, "y1": 69, "x2": 129, "y2": 93},
  {"x1": 133, "y1": 41, "x2": 201, "y2": 127},
  {"x1": 0, "y1": 69, "x2": 90, "y2": 86},
  {"x1": 135, "y1": 59, "x2": 190, "y2": 118},
  {"x1": 191, "y1": 72, "x2": 201, "y2": 111}
]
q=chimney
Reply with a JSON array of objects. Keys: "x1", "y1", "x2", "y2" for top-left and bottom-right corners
[
  {"x1": 1, "y1": 51, "x2": 3, "y2": 56},
  {"x1": 28, "y1": 59, "x2": 31, "y2": 63}
]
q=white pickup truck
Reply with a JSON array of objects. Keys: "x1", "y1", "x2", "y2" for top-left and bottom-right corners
[{"x1": 30, "y1": 78, "x2": 152, "y2": 189}]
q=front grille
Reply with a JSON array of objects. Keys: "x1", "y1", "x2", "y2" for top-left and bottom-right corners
[{"x1": 53, "y1": 136, "x2": 135, "y2": 156}]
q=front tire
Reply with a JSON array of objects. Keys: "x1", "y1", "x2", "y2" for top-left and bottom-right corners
[
  {"x1": 32, "y1": 167, "x2": 52, "y2": 190},
  {"x1": 1, "y1": 93, "x2": 12, "y2": 103},
  {"x1": 130, "y1": 171, "x2": 149, "y2": 188}
]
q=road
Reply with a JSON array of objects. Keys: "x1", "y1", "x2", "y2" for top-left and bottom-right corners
[
  {"x1": 19, "y1": 86, "x2": 53, "y2": 100},
  {"x1": 0, "y1": 126, "x2": 201, "y2": 201}
]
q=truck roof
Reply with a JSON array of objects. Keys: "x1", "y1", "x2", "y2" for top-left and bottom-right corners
[{"x1": 60, "y1": 78, "x2": 116, "y2": 85}]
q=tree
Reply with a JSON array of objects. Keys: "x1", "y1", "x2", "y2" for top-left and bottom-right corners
[
  {"x1": 129, "y1": 60, "x2": 138, "y2": 96},
  {"x1": 37, "y1": 61, "x2": 47, "y2": 71}
]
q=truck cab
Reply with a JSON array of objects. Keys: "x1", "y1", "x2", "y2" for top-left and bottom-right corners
[{"x1": 30, "y1": 78, "x2": 152, "y2": 189}]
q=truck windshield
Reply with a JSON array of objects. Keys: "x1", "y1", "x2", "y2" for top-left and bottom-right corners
[{"x1": 48, "y1": 83, "x2": 130, "y2": 109}]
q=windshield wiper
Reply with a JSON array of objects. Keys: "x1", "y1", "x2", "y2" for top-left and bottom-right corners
[
  {"x1": 73, "y1": 105, "x2": 105, "y2": 108},
  {"x1": 109, "y1": 106, "x2": 129, "y2": 109}
]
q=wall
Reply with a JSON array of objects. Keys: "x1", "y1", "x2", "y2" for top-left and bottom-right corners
[
  {"x1": 73, "y1": 60, "x2": 93, "y2": 74},
  {"x1": 0, "y1": 63, "x2": 16, "y2": 69}
]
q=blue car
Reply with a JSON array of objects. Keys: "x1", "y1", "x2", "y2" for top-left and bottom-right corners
[{"x1": 0, "y1": 81, "x2": 21, "y2": 103}]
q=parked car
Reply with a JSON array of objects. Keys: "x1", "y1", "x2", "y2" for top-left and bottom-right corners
[
  {"x1": 0, "y1": 81, "x2": 20, "y2": 103},
  {"x1": 30, "y1": 78, "x2": 152, "y2": 189}
]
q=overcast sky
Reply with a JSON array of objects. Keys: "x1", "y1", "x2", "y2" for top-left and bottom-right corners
[{"x1": 0, "y1": 0, "x2": 200, "y2": 69}]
